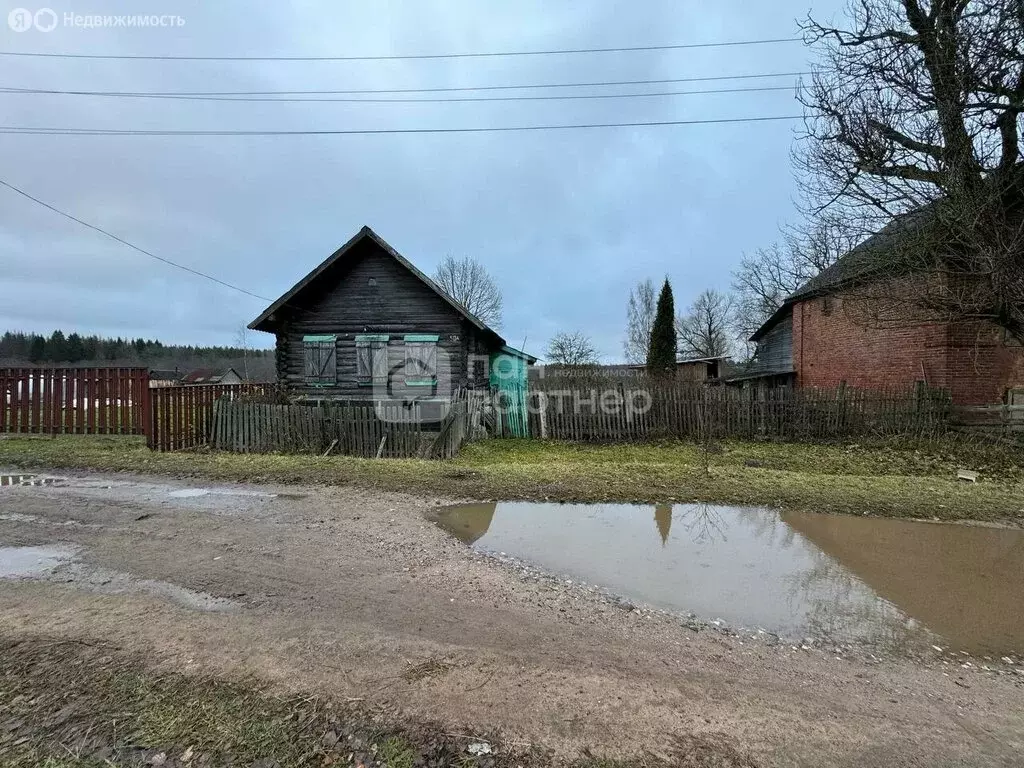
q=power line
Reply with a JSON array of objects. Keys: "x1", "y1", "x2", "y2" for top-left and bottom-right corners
[
  {"x1": 0, "y1": 83, "x2": 798, "y2": 104},
  {"x1": 0, "y1": 70, "x2": 811, "y2": 97},
  {"x1": 0, "y1": 115, "x2": 803, "y2": 136},
  {"x1": 0, "y1": 178, "x2": 273, "y2": 302},
  {"x1": 0, "y1": 36, "x2": 801, "y2": 62}
]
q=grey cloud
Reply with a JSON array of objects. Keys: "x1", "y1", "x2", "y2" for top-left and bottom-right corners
[{"x1": 0, "y1": 0, "x2": 842, "y2": 360}]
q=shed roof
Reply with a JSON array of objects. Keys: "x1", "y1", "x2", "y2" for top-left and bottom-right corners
[
  {"x1": 725, "y1": 366, "x2": 795, "y2": 383},
  {"x1": 498, "y1": 345, "x2": 538, "y2": 364},
  {"x1": 248, "y1": 226, "x2": 505, "y2": 346},
  {"x1": 149, "y1": 368, "x2": 182, "y2": 381}
]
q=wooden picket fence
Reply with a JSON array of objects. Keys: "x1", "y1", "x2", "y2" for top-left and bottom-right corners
[
  {"x1": 0, "y1": 367, "x2": 150, "y2": 435},
  {"x1": 952, "y1": 399, "x2": 1024, "y2": 434},
  {"x1": 2, "y1": 365, "x2": 981, "y2": 452},
  {"x1": 526, "y1": 381, "x2": 952, "y2": 442},
  {"x1": 210, "y1": 398, "x2": 471, "y2": 459},
  {"x1": 147, "y1": 383, "x2": 273, "y2": 451}
]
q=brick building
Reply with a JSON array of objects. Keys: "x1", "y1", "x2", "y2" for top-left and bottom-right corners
[{"x1": 735, "y1": 218, "x2": 1024, "y2": 406}]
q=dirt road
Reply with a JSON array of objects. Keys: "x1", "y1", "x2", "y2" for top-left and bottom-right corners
[{"x1": 0, "y1": 470, "x2": 1021, "y2": 767}]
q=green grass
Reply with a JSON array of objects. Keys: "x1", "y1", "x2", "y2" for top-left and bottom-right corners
[
  {"x1": 0, "y1": 636, "x2": 732, "y2": 768},
  {"x1": 1, "y1": 434, "x2": 1022, "y2": 523}
]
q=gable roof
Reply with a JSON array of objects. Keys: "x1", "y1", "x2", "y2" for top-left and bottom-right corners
[
  {"x1": 749, "y1": 206, "x2": 936, "y2": 342},
  {"x1": 181, "y1": 368, "x2": 217, "y2": 384},
  {"x1": 182, "y1": 367, "x2": 241, "y2": 384},
  {"x1": 248, "y1": 226, "x2": 503, "y2": 343}
]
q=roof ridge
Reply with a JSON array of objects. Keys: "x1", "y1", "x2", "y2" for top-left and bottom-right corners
[{"x1": 248, "y1": 226, "x2": 505, "y2": 345}]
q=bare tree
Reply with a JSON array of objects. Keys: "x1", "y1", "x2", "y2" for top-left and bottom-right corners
[
  {"x1": 732, "y1": 215, "x2": 858, "y2": 337},
  {"x1": 233, "y1": 327, "x2": 250, "y2": 382},
  {"x1": 545, "y1": 331, "x2": 599, "y2": 368},
  {"x1": 433, "y1": 255, "x2": 503, "y2": 329},
  {"x1": 676, "y1": 289, "x2": 735, "y2": 359},
  {"x1": 798, "y1": 0, "x2": 1024, "y2": 342},
  {"x1": 623, "y1": 279, "x2": 657, "y2": 364}
]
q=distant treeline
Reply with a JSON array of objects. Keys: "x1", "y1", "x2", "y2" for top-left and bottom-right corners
[{"x1": 0, "y1": 330, "x2": 275, "y2": 380}]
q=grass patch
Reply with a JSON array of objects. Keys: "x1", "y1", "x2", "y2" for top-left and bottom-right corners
[
  {"x1": 0, "y1": 635, "x2": 482, "y2": 768},
  {"x1": 0, "y1": 434, "x2": 1022, "y2": 523},
  {"x1": 0, "y1": 635, "x2": 749, "y2": 768}
]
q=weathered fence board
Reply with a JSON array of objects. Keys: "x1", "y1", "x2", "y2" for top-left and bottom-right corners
[
  {"x1": 0, "y1": 367, "x2": 149, "y2": 435},
  {"x1": 524, "y1": 381, "x2": 952, "y2": 442},
  {"x1": 209, "y1": 399, "x2": 467, "y2": 459},
  {"x1": 147, "y1": 383, "x2": 273, "y2": 452},
  {"x1": 952, "y1": 403, "x2": 1024, "y2": 433}
]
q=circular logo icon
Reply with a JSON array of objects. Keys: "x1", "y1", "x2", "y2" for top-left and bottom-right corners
[
  {"x1": 34, "y1": 8, "x2": 58, "y2": 32},
  {"x1": 8, "y1": 8, "x2": 34, "y2": 31}
]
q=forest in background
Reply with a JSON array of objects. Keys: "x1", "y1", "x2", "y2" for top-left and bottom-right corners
[{"x1": 0, "y1": 330, "x2": 275, "y2": 381}]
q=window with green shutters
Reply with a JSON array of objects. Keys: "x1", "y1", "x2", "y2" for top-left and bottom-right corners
[
  {"x1": 302, "y1": 335, "x2": 336, "y2": 385},
  {"x1": 404, "y1": 334, "x2": 439, "y2": 386},
  {"x1": 356, "y1": 334, "x2": 389, "y2": 385}
]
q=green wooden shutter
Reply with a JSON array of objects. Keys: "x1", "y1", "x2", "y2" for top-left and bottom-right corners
[
  {"x1": 303, "y1": 335, "x2": 336, "y2": 385},
  {"x1": 317, "y1": 342, "x2": 336, "y2": 383},
  {"x1": 303, "y1": 343, "x2": 320, "y2": 381},
  {"x1": 356, "y1": 343, "x2": 373, "y2": 382},
  {"x1": 372, "y1": 343, "x2": 389, "y2": 382},
  {"x1": 421, "y1": 344, "x2": 437, "y2": 378},
  {"x1": 404, "y1": 339, "x2": 438, "y2": 385}
]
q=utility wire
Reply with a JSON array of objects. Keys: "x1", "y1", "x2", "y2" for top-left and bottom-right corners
[
  {"x1": 0, "y1": 70, "x2": 811, "y2": 97},
  {"x1": 0, "y1": 115, "x2": 803, "y2": 136},
  {"x1": 0, "y1": 37, "x2": 801, "y2": 62},
  {"x1": 0, "y1": 178, "x2": 274, "y2": 302},
  {"x1": 0, "y1": 83, "x2": 798, "y2": 104}
]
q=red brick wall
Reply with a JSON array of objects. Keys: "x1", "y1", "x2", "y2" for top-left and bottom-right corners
[
  {"x1": 793, "y1": 296, "x2": 1024, "y2": 405},
  {"x1": 793, "y1": 297, "x2": 949, "y2": 392},
  {"x1": 946, "y1": 324, "x2": 1024, "y2": 405}
]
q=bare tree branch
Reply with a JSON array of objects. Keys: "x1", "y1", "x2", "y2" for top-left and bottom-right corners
[
  {"x1": 623, "y1": 279, "x2": 656, "y2": 364},
  {"x1": 545, "y1": 331, "x2": 599, "y2": 368},
  {"x1": 676, "y1": 289, "x2": 735, "y2": 359},
  {"x1": 433, "y1": 255, "x2": 504, "y2": 329},
  {"x1": 731, "y1": 215, "x2": 857, "y2": 337},
  {"x1": 797, "y1": 0, "x2": 1024, "y2": 342}
]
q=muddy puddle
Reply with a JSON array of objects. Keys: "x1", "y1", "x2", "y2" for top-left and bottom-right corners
[
  {"x1": 431, "y1": 502, "x2": 1024, "y2": 655},
  {"x1": 0, "y1": 545, "x2": 76, "y2": 577},
  {"x1": 168, "y1": 488, "x2": 279, "y2": 499},
  {"x1": 0, "y1": 544, "x2": 237, "y2": 612}
]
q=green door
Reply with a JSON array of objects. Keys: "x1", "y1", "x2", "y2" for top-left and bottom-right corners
[{"x1": 489, "y1": 347, "x2": 530, "y2": 437}]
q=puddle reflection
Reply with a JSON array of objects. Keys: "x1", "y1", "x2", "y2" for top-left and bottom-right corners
[{"x1": 430, "y1": 501, "x2": 1024, "y2": 654}]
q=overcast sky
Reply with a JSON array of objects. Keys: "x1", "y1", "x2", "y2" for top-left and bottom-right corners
[{"x1": 0, "y1": 0, "x2": 845, "y2": 360}]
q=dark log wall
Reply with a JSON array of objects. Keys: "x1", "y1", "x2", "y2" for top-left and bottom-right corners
[{"x1": 269, "y1": 239, "x2": 495, "y2": 399}]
